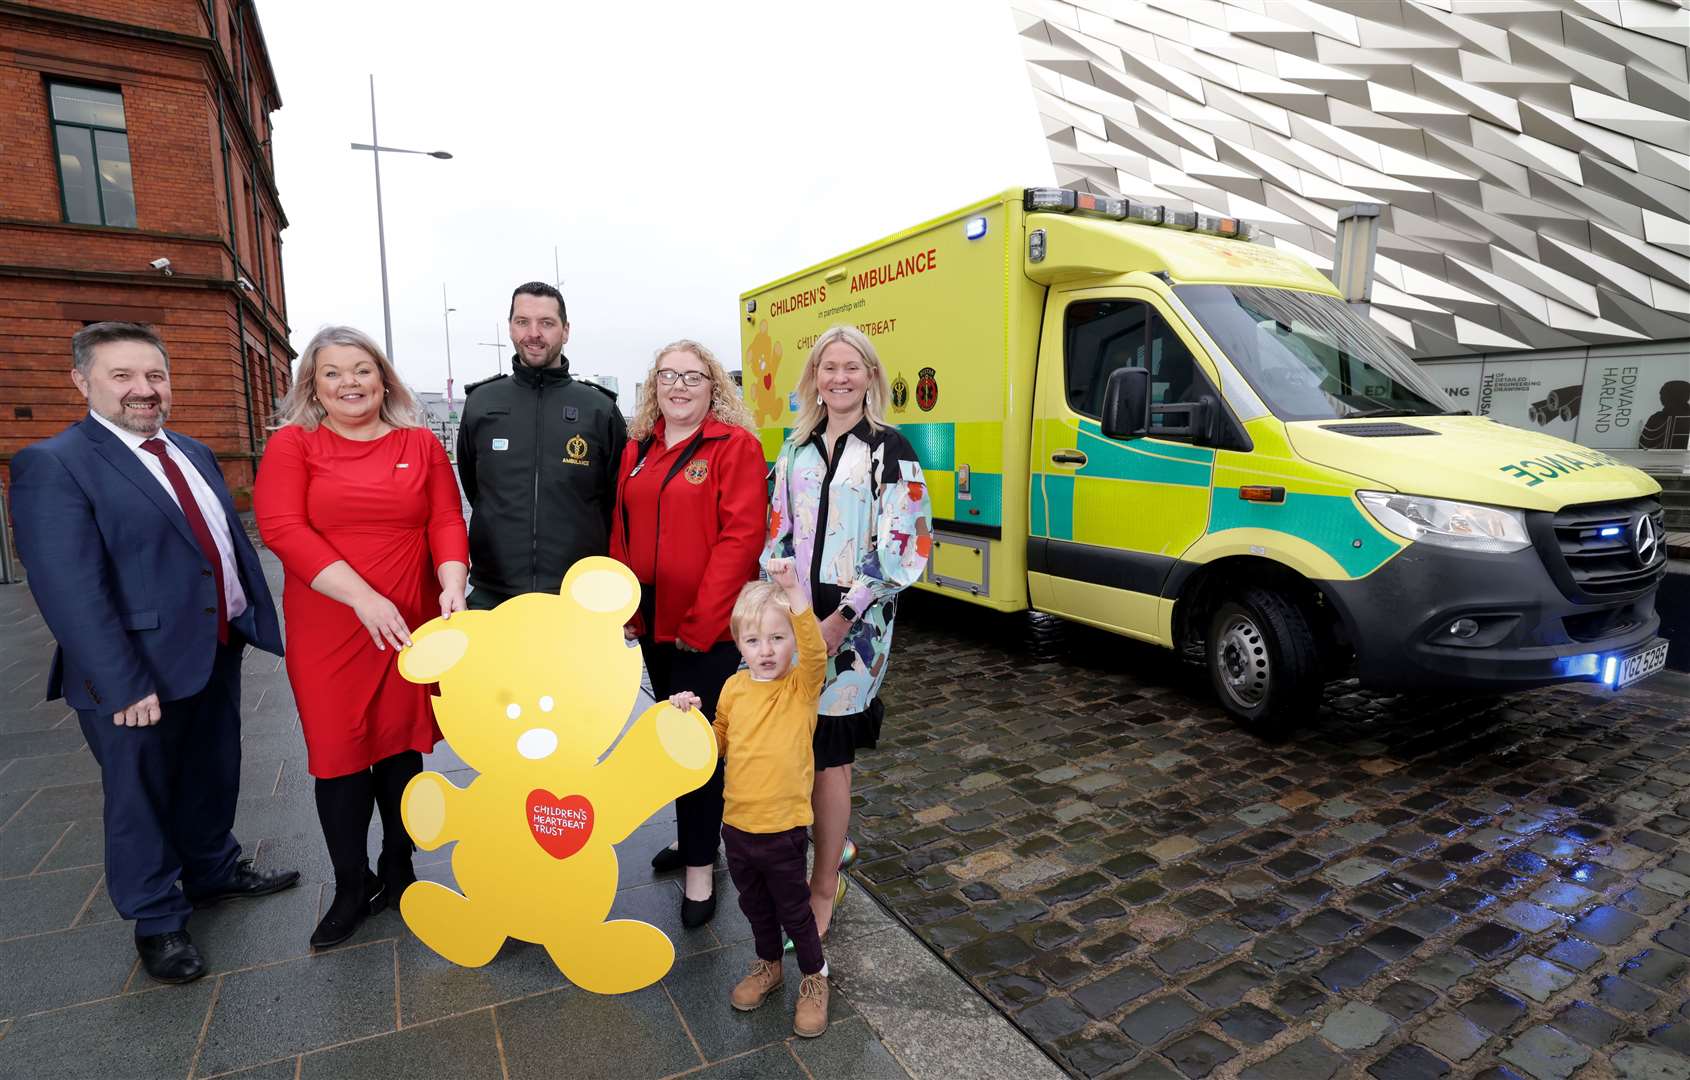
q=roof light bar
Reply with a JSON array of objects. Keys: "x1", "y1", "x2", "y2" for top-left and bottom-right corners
[
  {"x1": 1126, "y1": 201, "x2": 1164, "y2": 225},
  {"x1": 1022, "y1": 188, "x2": 1254, "y2": 240},
  {"x1": 1025, "y1": 187, "x2": 1077, "y2": 211}
]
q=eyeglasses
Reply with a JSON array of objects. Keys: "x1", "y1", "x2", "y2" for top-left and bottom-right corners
[{"x1": 655, "y1": 368, "x2": 710, "y2": 387}]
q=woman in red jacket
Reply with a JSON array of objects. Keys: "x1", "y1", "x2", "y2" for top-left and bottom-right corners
[{"x1": 611, "y1": 339, "x2": 767, "y2": 928}]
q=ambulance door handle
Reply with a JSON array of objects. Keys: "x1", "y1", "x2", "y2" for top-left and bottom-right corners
[{"x1": 1050, "y1": 450, "x2": 1087, "y2": 466}]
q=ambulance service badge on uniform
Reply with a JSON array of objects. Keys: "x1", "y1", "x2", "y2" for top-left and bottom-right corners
[
  {"x1": 891, "y1": 374, "x2": 909, "y2": 413},
  {"x1": 564, "y1": 435, "x2": 590, "y2": 466},
  {"x1": 916, "y1": 367, "x2": 938, "y2": 412},
  {"x1": 684, "y1": 460, "x2": 709, "y2": 485}
]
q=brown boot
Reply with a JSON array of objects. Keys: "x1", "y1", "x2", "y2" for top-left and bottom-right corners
[
  {"x1": 730, "y1": 958, "x2": 783, "y2": 1011},
  {"x1": 793, "y1": 973, "x2": 829, "y2": 1038}
]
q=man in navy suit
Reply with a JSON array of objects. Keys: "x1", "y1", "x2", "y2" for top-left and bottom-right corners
[{"x1": 10, "y1": 322, "x2": 299, "y2": 984}]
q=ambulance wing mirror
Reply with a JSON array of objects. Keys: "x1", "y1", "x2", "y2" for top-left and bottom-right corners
[{"x1": 1101, "y1": 367, "x2": 1150, "y2": 440}]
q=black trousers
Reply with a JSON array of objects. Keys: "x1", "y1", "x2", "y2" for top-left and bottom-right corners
[
  {"x1": 76, "y1": 641, "x2": 245, "y2": 936},
  {"x1": 640, "y1": 637, "x2": 740, "y2": 866},
  {"x1": 314, "y1": 750, "x2": 422, "y2": 888},
  {"x1": 724, "y1": 824, "x2": 823, "y2": 974}
]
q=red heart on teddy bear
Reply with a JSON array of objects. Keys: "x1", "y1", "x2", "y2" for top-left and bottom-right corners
[{"x1": 527, "y1": 790, "x2": 594, "y2": 860}]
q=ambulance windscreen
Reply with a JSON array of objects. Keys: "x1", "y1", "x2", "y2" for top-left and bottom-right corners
[{"x1": 1176, "y1": 285, "x2": 1457, "y2": 422}]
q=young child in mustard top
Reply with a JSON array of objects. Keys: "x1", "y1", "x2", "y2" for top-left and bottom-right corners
[{"x1": 668, "y1": 557, "x2": 830, "y2": 1037}]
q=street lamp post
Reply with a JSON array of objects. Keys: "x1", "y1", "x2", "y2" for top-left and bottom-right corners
[
  {"x1": 442, "y1": 284, "x2": 457, "y2": 414},
  {"x1": 349, "y1": 74, "x2": 452, "y2": 360},
  {"x1": 478, "y1": 324, "x2": 507, "y2": 376}
]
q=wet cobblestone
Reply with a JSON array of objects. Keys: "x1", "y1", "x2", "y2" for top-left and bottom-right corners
[{"x1": 852, "y1": 599, "x2": 1690, "y2": 1078}]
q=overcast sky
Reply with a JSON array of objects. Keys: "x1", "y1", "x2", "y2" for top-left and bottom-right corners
[{"x1": 261, "y1": 1, "x2": 1053, "y2": 403}]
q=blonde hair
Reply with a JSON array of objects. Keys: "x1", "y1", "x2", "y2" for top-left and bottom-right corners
[
  {"x1": 729, "y1": 580, "x2": 794, "y2": 642},
  {"x1": 272, "y1": 325, "x2": 425, "y2": 431},
  {"x1": 790, "y1": 325, "x2": 893, "y2": 445},
  {"x1": 627, "y1": 339, "x2": 755, "y2": 442}
]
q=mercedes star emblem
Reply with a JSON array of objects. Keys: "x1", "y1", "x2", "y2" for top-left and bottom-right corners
[{"x1": 1632, "y1": 513, "x2": 1658, "y2": 567}]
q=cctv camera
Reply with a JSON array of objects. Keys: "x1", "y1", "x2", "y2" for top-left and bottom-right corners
[
  {"x1": 149, "y1": 257, "x2": 172, "y2": 274},
  {"x1": 236, "y1": 276, "x2": 254, "y2": 292}
]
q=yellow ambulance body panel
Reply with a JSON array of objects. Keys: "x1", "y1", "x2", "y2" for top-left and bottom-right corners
[{"x1": 739, "y1": 188, "x2": 1669, "y2": 727}]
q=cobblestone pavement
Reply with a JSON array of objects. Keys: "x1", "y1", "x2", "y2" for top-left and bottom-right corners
[
  {"x1": 0, "y1": 546, "x2": 1060, "y2": 1080},
  {"x1": 853, "y1": 594, "x2": 1690, "y2": 1080}
]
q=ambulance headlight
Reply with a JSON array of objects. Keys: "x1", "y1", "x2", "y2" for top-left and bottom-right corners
[{"x1": 1357, "y1": 491, "x2": 1531, "y2": 554}]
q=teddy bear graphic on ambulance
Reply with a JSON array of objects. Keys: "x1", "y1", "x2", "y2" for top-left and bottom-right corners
[{"x1": 395, "y1": 558, "x2": 718, "y2": 994}]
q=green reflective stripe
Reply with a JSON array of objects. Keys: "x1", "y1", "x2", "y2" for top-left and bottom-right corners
[
  {"x1": 1209, "y1": 488, "x2": 1397, "y2": 577},
  {"x1": 1043, "y1": 474, "x2": 1075, "y2": 540},
  {"x1": 1077, "y1": 421, "x2": 1215, "y2": 464},
  {"x1": 1073, "y1": 428, "x2": 1213, "y2": 487},
  {"x1": 1031, "y1": 476, "x2": 1048, "y2": 537},
  {"x1": 901, "y1": 422, "x2": 955, "y2": 472},
  {"x1": 954, "y1": 472, "x2": 1002, "y2": 526}
]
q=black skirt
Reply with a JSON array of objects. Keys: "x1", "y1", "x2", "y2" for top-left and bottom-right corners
[{"x1": 813, "y1": 696, "x2": 884, "y2": 770}]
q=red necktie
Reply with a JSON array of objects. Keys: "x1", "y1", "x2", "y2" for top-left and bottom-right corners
[{"x1": 140, "y1": 437, "x2": 228, "y2": 645}]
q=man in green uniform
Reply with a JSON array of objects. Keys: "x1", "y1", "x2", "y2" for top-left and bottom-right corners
[{"x1": 456, "y1": 282, "x2": 627, "y2": 609}]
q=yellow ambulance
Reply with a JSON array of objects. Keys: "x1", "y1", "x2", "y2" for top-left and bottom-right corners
[{"x1": 738, "y1": 188, "x2": 1669, "y2": 731}]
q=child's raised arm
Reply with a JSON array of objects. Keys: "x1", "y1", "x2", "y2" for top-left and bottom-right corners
[
  {"x1": 765, "y1": 557, "x2": 809, "y2": 615},
  {"x1": 790, "y1": 607, "x2": 828, "y2": 694}
]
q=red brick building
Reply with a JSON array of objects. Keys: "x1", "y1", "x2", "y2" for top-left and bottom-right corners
[{"x1": 0, "y1": 0, "x2": 292, "y2": 500}]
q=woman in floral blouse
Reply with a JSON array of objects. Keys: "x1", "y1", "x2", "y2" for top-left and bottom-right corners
[{"x1": 762, "y1": 325, "x2": 932, "y2": 938}]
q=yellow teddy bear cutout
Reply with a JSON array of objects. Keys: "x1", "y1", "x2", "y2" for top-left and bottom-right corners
[
  {"x1": 746, "y1": 319, "x2": 784, "y2": 425},
  {"x1": 395, "y1": 557, "x2": 718, "y2": 994}
]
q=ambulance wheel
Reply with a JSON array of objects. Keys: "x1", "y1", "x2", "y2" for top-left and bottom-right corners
[
  {"x1": 1207, "y1": 588, "x2": 1322, "y2": 735},
  {"x1": 1024, "y1": 611, "x2": 1067, "y2": 661}
]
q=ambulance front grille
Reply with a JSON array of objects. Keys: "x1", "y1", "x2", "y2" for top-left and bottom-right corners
[{"x1": 1544, "y1": 498, "x2": 1667, "y2": 598}]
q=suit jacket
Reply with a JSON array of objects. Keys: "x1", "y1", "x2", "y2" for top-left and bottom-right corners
[{"x1": 9, "y1": 416, "x2": 283, "y2": 713}]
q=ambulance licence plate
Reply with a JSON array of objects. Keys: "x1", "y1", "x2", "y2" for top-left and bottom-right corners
[{"x1": 1615, "y1": 640, "x2": 1669, "y2": 689}]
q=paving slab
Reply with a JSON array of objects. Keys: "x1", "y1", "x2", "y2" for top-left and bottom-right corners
[
  {"x1": 495, "y1": 982, "x2": 702, "y2": 1080},
  {"x1": 195, "y1": 939, "x2": 400, "y2": 1076},
  {"x1": 297, "y1": 1010, "x2": 504, "y2": 1080},
  {"x1": 828, "y1": 919, "x2": 1065, "y2": 1080},
  {"x1": 0, "y1": 981, "x2": 214, "y2": 1080}
]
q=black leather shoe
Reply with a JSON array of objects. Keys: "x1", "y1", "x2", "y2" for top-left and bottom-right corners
[
  {"x1": 680, "y1": 891, "x2": 717, "y2": 929},
  {"x1": 137, "y1": 930, "x2": 207, "y2": 984},
  {"x1": 651, "y1": 845, "x2": 684, "y2": 873},
  {"x1": 189, "y1": 859, "x2": 301, "y2": 908},
  {"x1": 311, "y1": 871, "x2": 383, "y2": 950}
]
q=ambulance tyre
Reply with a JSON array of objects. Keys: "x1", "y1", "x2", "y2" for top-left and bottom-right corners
[
  {"x1": 1024, "y1": 611, "x2": 1067, "y2": 661},
  {"x1": 1207, "y1": 588, "x2": 1323, "y2": 735}
]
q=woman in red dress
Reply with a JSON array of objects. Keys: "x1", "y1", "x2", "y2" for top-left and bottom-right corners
[
  {"x1": 610, "y1": 339, "x2": 766, "y2": 928},
  {"x1": 255, "y1": 325, "x2": 468, "y2": 949}
]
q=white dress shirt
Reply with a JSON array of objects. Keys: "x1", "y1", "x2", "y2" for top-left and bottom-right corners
[{"x1": 90, "y1": 410, "x2": 249, "y2": 619}]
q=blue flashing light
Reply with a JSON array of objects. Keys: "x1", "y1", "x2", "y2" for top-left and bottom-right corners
[
  {"x1": 1598, "y1": 526, "x2": 1622, "y2": 537},
  {"x1": 1555, "y1": 653, "x2": 1599, "y2": 677},
  {"x1": 1602, "y1": 656, "x2": 1619, "y2": 686},
  {"x1": 964, "y1": 216, "x2": 988, "y2": 240}
]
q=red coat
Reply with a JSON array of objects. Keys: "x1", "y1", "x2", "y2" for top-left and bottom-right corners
[{"x1": 610, "y1": 417, "x2": 768, "y2": 648}]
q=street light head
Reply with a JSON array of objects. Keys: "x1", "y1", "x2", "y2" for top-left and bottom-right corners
[{"x1": 429, "y1": 151, "x2": 453, "y2": 159}]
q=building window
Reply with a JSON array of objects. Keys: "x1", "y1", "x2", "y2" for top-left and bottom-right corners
[{"x1": 49, "y1": 82, "x2": 136, "y2": 228}]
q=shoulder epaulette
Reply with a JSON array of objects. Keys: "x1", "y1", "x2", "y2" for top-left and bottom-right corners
[{"x1": 463, "y1": 373, "x2": 508, "y2": 397}]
